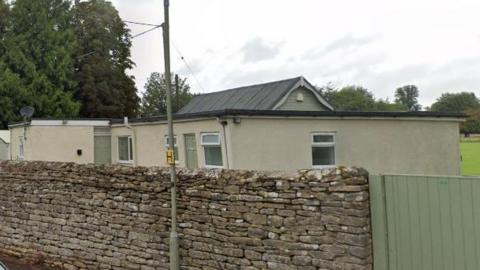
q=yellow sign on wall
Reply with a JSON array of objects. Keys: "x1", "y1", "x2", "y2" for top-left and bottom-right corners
[{"x1": 166, "y1": 149, "x2": 175, "y2": 165}]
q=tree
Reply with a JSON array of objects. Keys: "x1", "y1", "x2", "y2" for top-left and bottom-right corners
[
  {"x1": 0, "y1": 0, "x2": 19, "y2": 128},
  {"x1": 72, "y1": 0, "x2": 138, "y2": 118},
  {"x1": 374, "y1": 98, "x2": 408, "y2": 111},
  {"x1": 0, "y1": 0, "x2": 8, "y2": 37},
  {"x1": 462, "y1": 109, "x2": 480, "y2": 134},
  {"x1": 430, "y1": 92, "x2": 480, "y2": 134},
  {"x1": 318, "y1": 84, "x2": 409, "y2": 111},
  {"x1": 430, "y1": 92, "x2": 480, "y2": 112},
  {"x1": 140, "y1": 72, "x2": 194, "y2": 117},
  {"x1": 322, "y1": 85, "x2": 376, "y2": 111},
  {"x1": 395, "y1": 85, "x2": 421, "y2": 111},
  {"x1": 0, "y1": 0, "x2": 79, "y2": 128}
]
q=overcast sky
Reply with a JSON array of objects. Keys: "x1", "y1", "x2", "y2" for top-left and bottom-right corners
[{"x1": 111, "y1": 0, "x2": 480, "y2": 106}]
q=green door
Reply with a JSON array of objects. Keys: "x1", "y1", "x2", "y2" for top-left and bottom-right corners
[
  {"x1": 94, "y1": 136, "x2": 111, "y2": 165},
  {"x1": 184, "y1": 134, "x2": 198, "y2": 169}
]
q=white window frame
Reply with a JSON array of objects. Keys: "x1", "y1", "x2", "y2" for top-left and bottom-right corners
[
  {"x1": 18, "y1": 136, "x2": 25, "y2": 160},
  {"x1": 201, "y1": 133, "x2": 223, "y2": 168},
  {"x1": 311, "y1": 132, "x2": 336, "y2": 169},
  {"x1": 118, "y1": 136, "x2": 133, "y2": 164},
  {"x1": 164, "y1": 135, "x2": 179, "y2": 164}
]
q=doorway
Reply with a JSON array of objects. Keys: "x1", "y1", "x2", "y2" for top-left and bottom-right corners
[{"x1": 184, "y1": 134, "x2": 198, "y2": 169}]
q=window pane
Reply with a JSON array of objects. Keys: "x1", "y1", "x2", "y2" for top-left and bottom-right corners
[
  {"x1": 313, "y1": 134, "x2": 334, "y2": 143},
  {"x1": 174, "y1": 147, "x2": 179, "y2": 162},
  {"x1": 312, "y1": 146, "x2": 335, "y2": 166},
  {"x1": 128, "y1": 137, "x2": 134, "y2": 161},
  {"x1": 204, "y1": 145, "x2": 223, "y2": 166},
  {"x1": 118, "y1": 137, "x2": 129, "y2": 161},
  {"x1": 202, "y1": 134, "x2": 219, "y2": 144}
]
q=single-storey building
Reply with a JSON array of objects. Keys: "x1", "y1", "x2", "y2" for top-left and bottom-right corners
[
  {"x1": 0, "y1": 130, "x2": 10, "y2": 160},
  {"x1": 9, "y1": 77, "x2": 464, "y2": 175}
]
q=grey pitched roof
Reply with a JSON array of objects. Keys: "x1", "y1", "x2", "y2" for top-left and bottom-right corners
[{"x1": 178, "y1": 76, "x2": 333, "y2": 114}]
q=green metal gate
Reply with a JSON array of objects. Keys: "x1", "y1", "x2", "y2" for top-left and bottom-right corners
[{"x1": 370, "y1": 174, "x2": 480, "y2": 270}]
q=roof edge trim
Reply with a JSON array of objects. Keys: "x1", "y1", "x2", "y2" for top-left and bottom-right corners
[{"x1": 272, "y1": 77, "x2": 335, "y2": 111}]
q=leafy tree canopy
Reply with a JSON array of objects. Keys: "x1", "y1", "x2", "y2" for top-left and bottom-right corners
[
  {"x1": 321, "y1": 85, "x2": 375, "y2": 111},
  {"x1": 0, "y1": 0, "x2": 8, "y2": 37},
  {"x1": 430, "y1": 92, "x2": 480, "y2": 134},
  {"x1": 375, "y1": 99, "x2": 409, "y2": 111},
  {"x1": 462, "y1": 109, "x2": 480, "y2": 134},
  {"x1": 0, "y1": 0, "x2": 80, "y2": 128},
  {"x1": 140, "y1": 72, "x2": 194, "y2": 117},
  {"x1": 395, "y1": 85, "x2": 422, "y2": 111},
  {"x1": 72, "y1": 0, "x2": 138, "y2": 118},
  {"x1": 430, "y1": 92, "x2": 480, "y2": 112},
  {"x1": 318, "y1": 85, "x2": 408, "y2": 111}
]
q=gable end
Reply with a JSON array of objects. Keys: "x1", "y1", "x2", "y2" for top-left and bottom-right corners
[{"x1": 272, "y1": 77, "x2": 334, "y2": 111}]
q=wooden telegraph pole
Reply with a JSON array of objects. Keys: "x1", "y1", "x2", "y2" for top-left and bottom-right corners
[{"x1": 162, "y1": 0, "x2": 179, "y2": 269}]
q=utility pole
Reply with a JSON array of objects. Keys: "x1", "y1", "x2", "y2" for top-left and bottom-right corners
[
  {"x1": 162, "y1": 0, "x2": 179, "y2": 269},
  {"x1": 175, "y1": 74, "x2": 179, "y2": 113}
]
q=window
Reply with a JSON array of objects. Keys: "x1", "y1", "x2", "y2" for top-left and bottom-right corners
[
  {"x1": 312, "y1": 133, "x2": 335, "y2": 168},
  {"x1": 164, "y1": 135, "x2": 179, "y2": 163},
  {"x1": 201, "y1": 133, "x2": 223, "y2": 168},
  {"x1": 18, "y1": 136, "x2": 24, "y2": 160},
  {"x1": 118, "y1": 136, "x2": 133, "y2": 163}
]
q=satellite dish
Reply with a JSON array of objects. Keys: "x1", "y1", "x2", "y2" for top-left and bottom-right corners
[
  {"x1": 20, "y1": 106, "x2": 35, "y2": 118},
  {"x1": 0, "y1": 261, "x2": 8, "y2": 270}
]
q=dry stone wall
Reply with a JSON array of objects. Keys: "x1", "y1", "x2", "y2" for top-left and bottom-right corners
[{"x1": 0, "y1": 161, "x2": 372, "y2": 270}]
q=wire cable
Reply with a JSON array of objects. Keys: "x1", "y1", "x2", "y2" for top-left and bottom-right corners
[
  {"x1": 76, "y1": 24, "x2": 162, "y2": 60},
  {"x1": 77, "y1": 51, "x2": 96, "y2": 59},
  {"x1": 124, "y1": 20, "x2": 163, "y2": 27},
  {"x1": 79, "y1": 20, "x2": 206, "y2": 93},
  {"x1": 172, "y1": 43, "x2": 206, "y2": 93},
  {"x1": 131, "y1": 25, "x2": 162, "y2": 39}
]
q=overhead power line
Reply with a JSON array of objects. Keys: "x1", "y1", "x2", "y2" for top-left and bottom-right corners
[
  {"x1": 123, "y1": 20, "x2": 163, "y2": 39},
  {"x1": 77, "y1": 51, "x2": 96, "y2": 59},
  {"x1": 80, "y1": 19, "x2": 206, "y2": 94},
  {"x1": 76, "y1": 20, "x2": 162, "y2": 60},
  {"x1": 124, "y1": 20, "x2": 163, "y2": 27},
  {"x1": 131, "y1": 25, "x2": 162, "y2": 39},
  {"x1": 172, "y1": 43, "x2": 206, "y2": 93}
]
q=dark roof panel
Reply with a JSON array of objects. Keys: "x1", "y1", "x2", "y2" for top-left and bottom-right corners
[{"x1": 178, "y1": 77, "x2": 303, "y2": 114}]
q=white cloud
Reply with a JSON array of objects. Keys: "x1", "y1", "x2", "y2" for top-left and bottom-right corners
[
  {"x1": 112, "y1": 0, "x2": 480, "y2": 106},
  {"x1": 240, "y1": 38, "x2": 284, "y2": 63}
]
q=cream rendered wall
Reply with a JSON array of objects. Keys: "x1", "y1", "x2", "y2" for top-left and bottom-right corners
[
  {"x1": 10, "y1": 125, "x2": 95, "y2": 163},
  {"x1": 228, "y1": 117, "x2": 462, "y2": 175},
  {"x1": 0, "y1": 141, "x2": 9, "y2": 160},
  {"x1": 10, "y1": 127, "x2": 22, "y2": 160},
  {"x1": 111, "y1": 119, "x2": 231, "y2": 168}
]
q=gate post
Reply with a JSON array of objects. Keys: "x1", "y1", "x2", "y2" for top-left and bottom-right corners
[{"x1": 369, "y1": 175, "x2": 389, "y2": 270}]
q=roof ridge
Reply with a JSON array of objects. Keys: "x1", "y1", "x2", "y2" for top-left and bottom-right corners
[{"x1": 197, "y1": 76, "x2": 303, "y2": 96}]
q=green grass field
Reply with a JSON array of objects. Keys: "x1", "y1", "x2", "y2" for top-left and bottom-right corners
[{"x1": 461, "y1": 137, "x2": 480, "y2": 176}]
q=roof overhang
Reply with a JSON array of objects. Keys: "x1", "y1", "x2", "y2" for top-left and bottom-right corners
[
  {"x1": 117, "y1": 109, "x2": 465, "y2": 124},
  {"x1": 9, "y1": 119, "x2": 111, "y2": 128}
]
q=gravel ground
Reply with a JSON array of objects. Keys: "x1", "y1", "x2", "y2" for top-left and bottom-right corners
[{"x1": 0, "y1": 255, "x2": 50, "y2": 270}]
